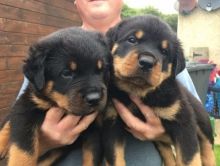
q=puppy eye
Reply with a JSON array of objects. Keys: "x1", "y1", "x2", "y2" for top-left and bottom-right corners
[
  {"x1": 61, "y1": 69, "x2": 74, "y2": 79},
  {"x1": 127, "y1": 36, "x2": 137, "y2": 44}
]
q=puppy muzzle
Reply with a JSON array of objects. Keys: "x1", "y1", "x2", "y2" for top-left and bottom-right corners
[
  {"x1": 138, "y1": 54, "x2": 157, "y2": 71},
  {"x1": 82, "y1": 87, "x2": 104, "y2": 107},
  {"x1": 84, "y1": 91, "x2": 102, "y2": 106}
]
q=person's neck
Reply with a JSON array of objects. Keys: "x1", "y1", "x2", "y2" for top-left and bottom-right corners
[{"x1": 81, "y1": 16, "x2": 121, "y2": 34}]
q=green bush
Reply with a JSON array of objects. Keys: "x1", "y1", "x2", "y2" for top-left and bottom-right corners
[
  {"x1": 215, "y1": 145, "x2": 220, "y2": 166},
  {"x1": 122, "y1": 4, "x2": 178, "y2": 32}
]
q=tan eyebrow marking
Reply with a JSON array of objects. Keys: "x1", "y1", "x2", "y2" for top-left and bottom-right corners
[
  {"x1": 135, "y1": 30, "x2": 144, "y2": 39},
  {"x1": 97, "y1": 60, "x2": 103, "y2": 70},
  {"x1": 69, "y1": 61, "x2": 77, "y2": 71},
  {"x1": 112, "y1": 43, "x2": 119, "y2": 54},
  {"x1": 162, "y1": 40, "x2": 169, "y2": 49}
]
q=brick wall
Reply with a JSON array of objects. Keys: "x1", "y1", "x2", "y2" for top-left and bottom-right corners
[{"x1": 0, "y1": 0, "x2": 81, "y2": 122}]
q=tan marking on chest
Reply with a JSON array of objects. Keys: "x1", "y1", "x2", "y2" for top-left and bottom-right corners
[
  {"x1": 153, "y1": 100, "x2": 181, "y2": 120},
  {"x1": 104, "y1": 104, "x2": 118, "y2": 120},
  {"x1": 8, "y1": 130, "x2": 39, "y2": 166},
  {"x1": 114, "y1": 142, "x2": 126, "y2": 166}
]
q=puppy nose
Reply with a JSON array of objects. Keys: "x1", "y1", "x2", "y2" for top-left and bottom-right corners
[
  {"x1": 138, "y1": 56, "x2": 155, "y2": 71},
  {"x1": 85, "y1": 92, "x2": 101, "y2": 106}
]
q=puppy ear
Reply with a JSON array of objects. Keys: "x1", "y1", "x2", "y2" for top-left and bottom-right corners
[
  {"x1": 96, "y1": 33, "x2": 112, "y2": 83},
  {"x1": 96, "y1": 33, "x2": 109, "y2": 48},
  {"x1": 23, "y1": 43, "x2": 47, "y2": 91},
  {"x1": 106, "y1": 25, "x2": 120, "y2": 49},
  {"x1": 173, "y1": 40, "x2": 186, "y2": 76}
]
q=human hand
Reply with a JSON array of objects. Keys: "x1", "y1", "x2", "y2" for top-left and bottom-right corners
[
  {"x1": 39, "y1": 107, "x2": 98, "y2": 155},
  {"x1": 113, "y1": 96, "x2": 165, "y2": 141}
]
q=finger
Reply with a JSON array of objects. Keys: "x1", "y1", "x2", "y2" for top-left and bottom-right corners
[
  {"x1": 126, "y1": 126, "x2": 156, "y2": 141},
  {"x1": 65, "y1": 135, "x2": 80, "y2": 145},
  {"x1": 129, "y1": 95, "x2": 145, "y2": 108},
  {"x1": 44, "y1": 107, "x2": 64, "y2": 124},
  {"x1": 57, "y1": 115, "x2": 81, "y2": 131},
  {"x1": 71, "y1": 112, "x2": 98, "y2": 134},
  {"x1": 127, "y1": 129, "x2": 146, "y2": 141},
  {"x1": 129, "y1": 95, "x2": 157, "y2": 120},
  {"x1": 113, "y1": 99, "x2": 147, "y2": 132}
]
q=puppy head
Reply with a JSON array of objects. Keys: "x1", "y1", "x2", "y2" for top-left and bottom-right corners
[
  {"x1": 107, "y1": 15, "x2": 185, "y2": 97},
  {"x1": 24, "y1": 27, "x2": 110, "y2": 115}
]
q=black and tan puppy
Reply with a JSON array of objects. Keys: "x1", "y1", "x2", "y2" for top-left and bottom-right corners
[
  {"x1": 103, "y1": 15, "x2": 216, "y2": 166},
  {"x1": 0, "y1": 27, "x2": 110, "y2": 166}
]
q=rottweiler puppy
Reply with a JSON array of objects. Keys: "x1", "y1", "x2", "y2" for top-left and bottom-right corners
[
  {"x1": 0, "y1": 27, "x2": 110, "y2": 166},
  {"x1": 103, "y1": 15, "x2": 216, "y2": 166}
]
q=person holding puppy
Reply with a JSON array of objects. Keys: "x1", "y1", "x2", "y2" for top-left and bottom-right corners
[{"x1": 18, "y1": 0, "x2": 200, "y2": 165}]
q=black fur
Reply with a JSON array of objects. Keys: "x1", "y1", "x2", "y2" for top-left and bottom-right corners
[
  {"x1": 0, "y1": 27, "x2": 111, "y2": 166},
  {"x1": 104, "y1": 15, "x2": 215, "y2": 166}
]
